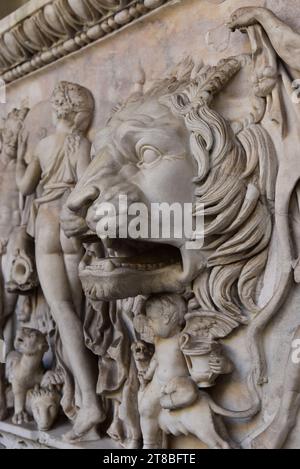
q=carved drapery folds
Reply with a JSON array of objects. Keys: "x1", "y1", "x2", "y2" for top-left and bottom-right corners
[{"x1": 0, "y1": 0, "x2": 167, "y2": 83}]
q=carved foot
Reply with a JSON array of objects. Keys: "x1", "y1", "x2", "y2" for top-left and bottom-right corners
[
  {"x1": 107, "y1": 420, "x2": 123, "y2": 442},
  {"x1": 12, "y1": 411, "x2": 31, "y2": 426},
  {"x1": 143, "y1": 443, "x2": 160, "y2": 449},
  {"x1": 63, "y1": 404, "x2": 105, "y2": 443},
  {"x1": 65, "y1": 426, "x2": 100, "y2": 443},
  {"x1": 122, "y1": 438, "x2": 142, "y2": 449}
]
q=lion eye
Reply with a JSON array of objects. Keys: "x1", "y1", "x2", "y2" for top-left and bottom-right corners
[{"x1": 137, "y1": 145, "x2": 162, "y2": 168}]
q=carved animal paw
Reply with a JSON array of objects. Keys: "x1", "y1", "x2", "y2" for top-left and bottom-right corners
[
  {"x1": 12, "y1": 411, "x2": 31, "y2": 426},
  {"x1": 41, "y1": 370, "x2": 64, "y2": 388}
]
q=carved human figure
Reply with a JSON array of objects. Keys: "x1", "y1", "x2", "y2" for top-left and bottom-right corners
[
  {"x1": 134, "y1": 294, "x2": 261, "y2": 449},
  {"x1": 228, "y1": 7, "x2": 300, "y2": 77},
  {"x1": 16, "y1": 81, "x2": 104, "y2": 441},
  {"x1": 228, "y1": 7, "x2": 300, "y2": 449},
  {"x1": 136, "y1": 294, "x2": 190, "y2": 448},
  {"x1": 0, "y1": 107, "x2": 29, "y2": 421},
  {"x1": 135, "y1": 294, "x2": 245, "y2": 449}
]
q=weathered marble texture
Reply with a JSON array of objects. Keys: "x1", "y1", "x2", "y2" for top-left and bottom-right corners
[{"x1": 1, "y1": 0, "x2": 300, "y2": 450}]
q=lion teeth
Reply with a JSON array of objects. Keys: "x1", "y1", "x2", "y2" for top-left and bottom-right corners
[{"x1": 84, "y1": 259, "x2": 181, "y2": 272}]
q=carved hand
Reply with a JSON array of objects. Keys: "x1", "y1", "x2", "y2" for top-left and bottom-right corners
[
  {"x1": 228, "y1": 7, "x2": 300, "y2": 76},
  {"x1": 137, "y1": 371, "x2": 147, "y2": 390},
  {"x1": 227, "y1": 7, "x2": 264, "y2": 32},
  {"x1": 60, "y1": 204, "x2": 89, "y2": 238}
]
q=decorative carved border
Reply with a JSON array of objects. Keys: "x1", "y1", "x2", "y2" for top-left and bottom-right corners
[{"x1": 0, "y1": 0, "x2": 173, "y2": 84}]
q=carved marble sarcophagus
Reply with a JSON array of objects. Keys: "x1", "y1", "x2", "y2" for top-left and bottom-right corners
[{"x1": 1, "y1": 0, "x2": 300, "y2": 450}]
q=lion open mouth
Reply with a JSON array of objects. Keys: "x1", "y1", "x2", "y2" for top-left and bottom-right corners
[
  {"x1": 79, "y1": 238, "x2": 183, "y2": 300},
  {"x1": 81, "y1": 239, "x2": 182, "y2": 274}
]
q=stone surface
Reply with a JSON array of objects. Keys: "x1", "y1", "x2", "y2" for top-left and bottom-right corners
[
  {"x1": 0, "y1": 420, "x2": 119, "y2": 449},
  {"x1": 1, "y1": 0, "x2": 300, "y2": 450}
]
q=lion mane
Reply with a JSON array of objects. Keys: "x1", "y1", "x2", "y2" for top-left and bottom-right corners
[{"x1": 133, "y1": 56, "x2": 277, "y2": 333}]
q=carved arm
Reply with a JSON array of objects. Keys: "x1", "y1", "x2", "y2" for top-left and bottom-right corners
[
  {"x1": 16, "y1": 132, "x2": 41, "y2": 197},
  {"x1": 142, "y1": 355, "x2": 157, "y2": 382},
  {"x1": 228, "y1": 7, "x2": 300, "y2": 75}
]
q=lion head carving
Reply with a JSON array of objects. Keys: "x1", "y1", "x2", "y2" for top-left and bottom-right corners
[{"x1": 63, "y1": 55, "x2": 277, "y2": 334}]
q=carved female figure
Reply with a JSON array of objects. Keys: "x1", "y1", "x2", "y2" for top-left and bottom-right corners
[{"x1": 16, "y1": 81, "x2": 104, "y2": 441}]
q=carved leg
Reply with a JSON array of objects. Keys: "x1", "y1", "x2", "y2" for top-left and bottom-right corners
[
  {"x1": 2, "y1": 245, "x2": 18, "y2": 353},
  {"x1": 252, "y1": 327, "x2": 300, "y2": 449},
  {"x1": 123, "y1": 415, "x2": 142, "y2": 449},
  {"x1": 141, "y1": 416, "x2": 162, "y2": 449},
  {"x1": 120, "y1": 372, "x2": 142, "y2": 449},
  {"x1": 139, "y1": 380, "x2": 162, "y2": 448},
  {"x1": 35, "y1": 211, "x2": 104, "y2": 441},
  {"x1": 107, "y1": 400, "x2": 124, "y2": 442},
  {"x1": 0, "y1": 246, "x2": 18, "y2": 421},
  {"x1": 200, "y1": 426, "x2": 231, "y2": 450},
  {"x1": 12, "y1": 389, "x2": 30, "y2": 425},
  {"x1": 60, "y1": 231, "x2": 84, "y2": 317},
  {"x1": 214, "y1": 415, "x2": 240, "y2": 449},
  {"x1": 192, "y1": 407, "x2": 231, "y2": 450}
]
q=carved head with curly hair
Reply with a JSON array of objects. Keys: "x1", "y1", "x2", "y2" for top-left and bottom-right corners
[{"x1": 64, "y1": 56, "x2": 276, "y2": 335}]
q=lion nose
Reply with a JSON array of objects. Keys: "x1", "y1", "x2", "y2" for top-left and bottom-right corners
[{"x1": 67, "y1": 186, "x2": 100, "y2": 212}]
